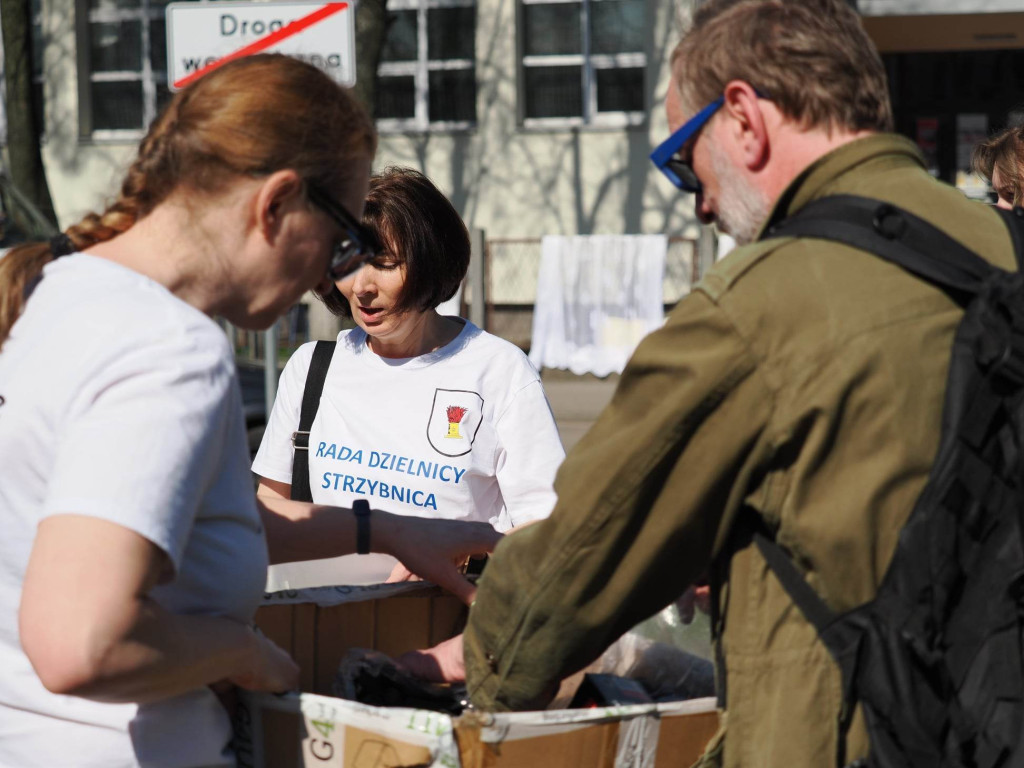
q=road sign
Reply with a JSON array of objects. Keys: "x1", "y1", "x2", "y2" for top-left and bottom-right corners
[{"x1": 166, "y1": 1, "x2": 355, "y2": 91}]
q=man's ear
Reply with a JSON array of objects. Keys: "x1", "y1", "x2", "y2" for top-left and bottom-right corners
[
  {"x1": 254, "y1": 169, "x2": 305, "y2": 244},
  {"x1": 721, "y1": 80, "x2": 769, "y2": 172}
]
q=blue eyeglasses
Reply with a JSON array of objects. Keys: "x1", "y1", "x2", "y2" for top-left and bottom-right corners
[
  {"x1": 651, "y1": 91, "x2": 769, "y2": 194},
  {"x1": 650, "y1": 96, "x2": 724, "y2": 194}
]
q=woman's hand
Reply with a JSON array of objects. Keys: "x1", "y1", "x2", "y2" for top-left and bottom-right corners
[
  {"x1": 375, "y1": 514, "x2": 502, "y2": 604},
  {"x1": 255, "y1": 494, "x2": 501, "y2": 602},
  {"x1": 385, "y1": 561, "x2": 422, "y2": 583},
  {"x1": 395, "y1": 634, "x2": 465, "y2": 683},
  {"x1": 20, "y1": 515, "x2": 299, "y2": 704},
  {"x1": 227, "y1": 628, "x2": 300, "y2": 693},
  {"x1": 210, "y1": 631, "x2": 298, "y2": 717}
]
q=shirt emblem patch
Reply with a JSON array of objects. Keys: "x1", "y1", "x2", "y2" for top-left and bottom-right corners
[{"x1": 427, "y1": 389, "x2": 484, "y2": 457}]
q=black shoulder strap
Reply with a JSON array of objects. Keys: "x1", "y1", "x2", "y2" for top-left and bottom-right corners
[
  {"x1": 290, "y1": 340, "x2": 335, "y2": 502},
  {"x1": 992, "y1": 205, "x2": 1024, "y2": 272},
  {"x1": 762, "y1": 195, "x2": 1002, "y2": 300},
  {"x1": 753, "y1": 532, "x2": 836, "y2": 633}
]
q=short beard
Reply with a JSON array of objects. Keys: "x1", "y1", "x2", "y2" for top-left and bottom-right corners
[{"x1": 709, "y1": 141, "x2": 771, "y2": 246}]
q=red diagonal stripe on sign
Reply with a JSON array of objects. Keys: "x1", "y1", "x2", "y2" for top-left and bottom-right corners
[{"x1": 173, "y1": 2, "x2": 349, "y2": 90}]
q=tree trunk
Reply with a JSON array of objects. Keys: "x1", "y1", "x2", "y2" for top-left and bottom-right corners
[
  {"x1": 1, "y1": 0, "x2": 58, "y2": 226},
  {"x1": 352, "y1": 0, "x2": 388, "y2": 117}
]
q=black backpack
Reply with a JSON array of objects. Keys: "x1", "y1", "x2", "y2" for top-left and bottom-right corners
[{"x1": 753, "y1": 195, "x2": 1024, "y2": 768}]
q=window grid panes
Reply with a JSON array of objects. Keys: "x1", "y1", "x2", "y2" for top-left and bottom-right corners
[
  {"x1": 382, "y1": 10, "x2": 418, "y2": 61},
  {"x1": 81, "y1": 0, "x2": 176, "y2": 138},
  {"x1": 378, "y1": 75, "x2": 417, "y2": 119},
  {"x1": 520, "y1": 0, "x2": 646, "y2": 127},
  {"x1": 376, "y1": 0, "x2": 476, "y2": 131}
]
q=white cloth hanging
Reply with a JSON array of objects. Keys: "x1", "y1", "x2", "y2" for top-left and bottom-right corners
[{"x1": 529, "y1": 235, "x2": 667, "y2": 378}]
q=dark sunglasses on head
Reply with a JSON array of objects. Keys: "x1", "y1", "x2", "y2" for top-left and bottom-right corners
[{"x1": 305, "y1": 183, "x2": 381, "y2": 281}]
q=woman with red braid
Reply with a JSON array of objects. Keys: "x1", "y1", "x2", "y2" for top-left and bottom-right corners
[{"x1": 0, "y1": 56, "x2": 498, "y2": 768}]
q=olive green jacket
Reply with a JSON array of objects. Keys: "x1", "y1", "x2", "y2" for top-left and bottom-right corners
[{"x1": 463, "y1": 134, "x2": 1017, "y2": 767}]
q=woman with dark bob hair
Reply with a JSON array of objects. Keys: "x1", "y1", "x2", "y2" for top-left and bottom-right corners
[
  {"x1": 254, "y1": 167, "x2": 564, "y2": 586},
  {"x1": 0, "y1": 58, "x2": 499, "y2": 767}
]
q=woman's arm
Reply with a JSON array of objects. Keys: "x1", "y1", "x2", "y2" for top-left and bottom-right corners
[
  {"x1": 255, "y1": 486, "x2": 501, "y2": 605},
  {"x1": 257, "y1": 477, "x2": 291, "y2": 501},
  {"x1": 19, "y1": 514, "x2": 298, "y2": 704},
  {"x1": 493, "y1": 380, "x2": 566, "y2": 527}
]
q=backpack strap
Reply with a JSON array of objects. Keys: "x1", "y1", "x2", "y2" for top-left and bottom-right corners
[
  {"x1": 752, "y1": 531, "x2": 837, "y2": 634},
  {"x1": 763, "y1": 195, "x2": 997, "y2": 301},
  {"x1": 290, "y1": 340, "x2": 335, "y2": 502},
  {"x1": 752, "y1": 525, "x2": 864, "y2": 768},
  {"x1": 992, "y1": 206, "x2": 1024, "y2": 272}
]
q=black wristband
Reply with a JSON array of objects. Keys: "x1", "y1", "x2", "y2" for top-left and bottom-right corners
[{"x1": 353, "y1": 499, "x2": 371, "y2": 555}]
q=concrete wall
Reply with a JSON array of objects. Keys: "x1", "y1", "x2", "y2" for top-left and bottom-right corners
[{"x1": 28, "y1": 0, "x2": 1024, "y2": 234}]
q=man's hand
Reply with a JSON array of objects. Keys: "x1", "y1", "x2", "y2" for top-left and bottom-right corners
[{"x1": 395, "y1": 634, "x2": 465, "y2": 683}]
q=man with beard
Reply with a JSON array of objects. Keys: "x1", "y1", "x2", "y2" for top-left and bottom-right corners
[{"x1": 403, "y1": 0, "x2": 1021, "y2": 765}]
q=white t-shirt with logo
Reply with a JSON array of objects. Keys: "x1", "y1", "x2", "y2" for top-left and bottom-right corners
[
  {"x1": 0, "y1": 255, "x2": 268, "y2": 768},
  {"x1": 253, "y1": 321, "x2": 564, "y2": 588}
]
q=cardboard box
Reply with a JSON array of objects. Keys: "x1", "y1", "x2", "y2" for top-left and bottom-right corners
[
  {"x1": 455, "y1": 698, "x2": 718, "y2": 768},
  {"x1": 234, "y1": 691, "x2": 460, "y2": 768},
  {"x1": 254, "y1": 582, "x2": 468, "y2": 695},
  {"x1": 243, "y1": 583, "x2": 718, "y2": 767},
  {"x1": 235, "y1": 691, "x2": 718, "y2": 768}
]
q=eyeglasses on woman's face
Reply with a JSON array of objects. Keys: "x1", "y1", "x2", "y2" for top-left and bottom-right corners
[{"x1": 305, "y1": 183, "x2": 381, "y2": 281}]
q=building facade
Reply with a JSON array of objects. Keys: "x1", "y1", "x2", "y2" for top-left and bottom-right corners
[
  {"x1": 10, "y1": 0, "x2": 1024, "y2": 328},
  {"x1": 22, "y1": 0, "x2": 693, "y2": 240}
]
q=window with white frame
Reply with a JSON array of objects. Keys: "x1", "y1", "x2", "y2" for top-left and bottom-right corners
[
  {"x1": 376, "y1": 0, "x2": 476, "y2": 131},
  {"x1": 77, "y1": 0, "x2": 177, "y2": 138},
  {"x1": 520, "y1": 0, "x2": 645, "y2": 127}
]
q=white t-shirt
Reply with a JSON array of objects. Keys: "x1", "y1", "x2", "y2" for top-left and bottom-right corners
[
  {"x1": 253, "y1": 321, "x2": 564, "y2": 588},
  {"x1": 0, "y1": 255, "x2": 268, "y2": 768}
]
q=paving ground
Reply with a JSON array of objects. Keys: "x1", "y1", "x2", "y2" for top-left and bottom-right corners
[{"x1": 540, "y1": 370, "x2": 619, "y2": 451}]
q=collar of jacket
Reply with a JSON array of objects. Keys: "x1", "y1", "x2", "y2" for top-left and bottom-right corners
[{"x1": 757, "y1": 133, "x2": 928, "y2": 238}]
